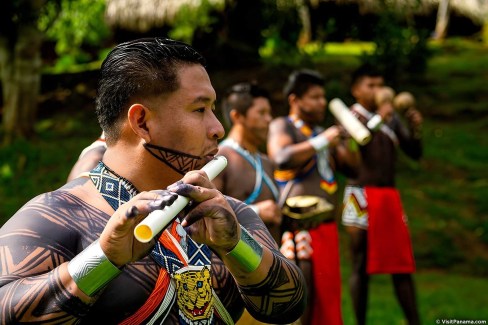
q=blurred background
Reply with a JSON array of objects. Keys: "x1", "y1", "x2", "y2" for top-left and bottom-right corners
[{"x1": 0, "y1": 0, "x2": 487, "y2": 323}]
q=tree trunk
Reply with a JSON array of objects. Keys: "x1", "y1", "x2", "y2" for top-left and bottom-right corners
[
  {"x1": 296, "y1": 0, "x2": 312, "y2": 46},
  {"x1": 1, "y1": 25, "x2": 42, "y2": 144},
  {"x1": 434, "y1": 0, "x2": 450, "y2": 40}
]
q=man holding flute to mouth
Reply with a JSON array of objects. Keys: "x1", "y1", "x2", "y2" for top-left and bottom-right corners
[
  {"x1": 342, "y1": 64, "x2": 422, "y2": 325},
  {"x1": 267, "y1": 69, "x2": 360, "y2": 325},
  {"x1": 0, "y1": 38, "x2": 306, "y2": 324}
]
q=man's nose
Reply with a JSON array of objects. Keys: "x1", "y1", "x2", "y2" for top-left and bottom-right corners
[{"x1": 209, "y1": 114, "x2": 225, "y2": 140}]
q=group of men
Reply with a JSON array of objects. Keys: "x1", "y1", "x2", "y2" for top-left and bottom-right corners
[{"x1": 0, "y1": 37, "x2": 423, "y2": 325}]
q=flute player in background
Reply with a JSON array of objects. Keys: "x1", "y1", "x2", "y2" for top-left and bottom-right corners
[
  {"x1": 267, "y1": 69, "x2": 360, "y2": 325},
  {"x1": 213, "y1": 82, "x2": 282, "y2": 325},
  {"x1": 214, "y1": 82, "x2": 281, "y2": 244},
  {"x1": 0, "y1": 38, "x2": 306, "y2": 324},
  {"x1": 341, "y1": 64, "x2": 422, "y2": 325}
]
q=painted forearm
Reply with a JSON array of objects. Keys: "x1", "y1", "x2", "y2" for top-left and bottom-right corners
[
  {"x1": 273, "y1": 143, "x2": 315, "y2": 170},
  {"x1": 235, "y1": 249, "x2": 306, "y2": 323},
  {"x1": 0, "y1": 263, "x2": 96, "y2": 323},
  {"x1": 217, "y1": 229, "x2": 305, "y2": 323},
  {"x1": 217, "y1": 199, "x2": 306, "y2": 322}
]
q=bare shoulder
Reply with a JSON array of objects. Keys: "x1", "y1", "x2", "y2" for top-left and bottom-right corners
[
  {"x1": 217, "y1": 145, "x2": 233, "y2": 156},
  {"x1": 269, "y1": 116, "x2": 289, "y2": 133},
  {"x1": 217, "y1": 145, "x2": 243, "y2": 165},
  {"x1": 0, "y1": 182, "x2": 108, "y2": 257}
]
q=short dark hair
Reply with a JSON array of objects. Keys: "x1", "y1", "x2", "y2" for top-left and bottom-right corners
[
  {"x1": 96, "y1": 37, "x2": 206, "y2": 144},
  {"x1": 350, "y1": 63, "x2": 383, "y2": 88},
  {"x1": 221, "y1": 82, "x2": 269, "y2": 127},
  {"x1": 283, "y1": 69, "x2": 324, "y2": 99}
]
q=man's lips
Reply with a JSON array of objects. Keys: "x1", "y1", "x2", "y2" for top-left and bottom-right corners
[
  {"x1": 205, "y1": 148, "x2": 219, "y2": 157},
  {"x1": 203, "y1": 148, "x2": 219, "y2": 162}
]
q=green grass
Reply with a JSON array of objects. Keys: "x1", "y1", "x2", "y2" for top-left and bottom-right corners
[
  {"x1": 339, "y1": 230, "x2": 488, "y2": 324},
  {"x1": 340, "y1": 270, "x2": 488, "y2": 324},
  {"x1": 302, "y1": 41, "x2": 376, "y2": 56}
]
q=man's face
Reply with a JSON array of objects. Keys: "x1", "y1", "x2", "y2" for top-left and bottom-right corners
[
  {"x1": 148, "y1": 64, "x2": 225, "y2": 168},
  {"x1": 352, "y1": 76, "x2": 385, "y2": 110},
  {"x1": 294, "y1": 85, "x2": 327, "y2": 124},
  {"x1": 242, "y1": 97, "x2": 272, "y2": 146}
]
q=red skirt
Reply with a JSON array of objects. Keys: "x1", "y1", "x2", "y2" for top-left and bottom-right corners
[
  {"x1": 310, "y1": 222, "x2": 343, "y2": 325},
  {"x1": 365, "y1": 187, "x2": 416, "y2": 274}
]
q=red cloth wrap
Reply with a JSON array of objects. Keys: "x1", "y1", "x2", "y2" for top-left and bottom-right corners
[
  {"x1": 309, "y1": 222, "x2": 343, "y2": 325},
  {"x1": 365, "y1": 187, "x2": 416, "y2": 274}
]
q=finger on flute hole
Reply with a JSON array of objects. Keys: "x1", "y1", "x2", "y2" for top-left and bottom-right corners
[
  {"x1": 166, "y1": 180, "x2": 183, "y2": 190},
  {"x1": 169, "y1": 183, "x2": 195, "y2": 197},
  {"x1": 126, "y1": 206, "x2": 140, "y2": 218}
]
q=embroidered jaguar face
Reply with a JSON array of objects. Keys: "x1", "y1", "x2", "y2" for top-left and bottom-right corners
[{"x1": 174, "y1": 265, "x2": 214, "y2": 322}]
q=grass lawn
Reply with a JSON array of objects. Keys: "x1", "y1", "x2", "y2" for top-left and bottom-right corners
[
  {"x1": 339, "y1": 268, "x2": 488, "y2": 324},
  {"x1": 336, "y1": 225, "x2": 488, "y2": 324}
]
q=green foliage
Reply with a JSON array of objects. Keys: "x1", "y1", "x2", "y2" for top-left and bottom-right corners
[
  {"x1": 38, "y1": 0, "x2": 110, "y2": 70},
  {"x1": 361, "y1": 9, "x2": 431, "y2": 86},
  {"x1": 259, "y1": 2, "x2": 308, "y2": 67},
  {"x1": 169, "y1": 0, "x2": 225, "y2": 44},
  {"x1": 0, "y1": 110, "x2": 102, "y2": 221},
  {"x1": 259, "y1": 38, "x2": 312, "y2": 67}
]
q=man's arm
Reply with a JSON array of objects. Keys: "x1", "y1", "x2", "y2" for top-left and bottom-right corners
[
  {"x1": 390, "y1": 110, "x2": 422, "y2": 160},
  {"x1": 0, "y1": 192, "x2": 103, "y2": 323},
  {"x1": 267, "y1": 118, "x2": 339, "y2": 170},
  {"x1": 332, "y1": 130, "x2": 362, "y2": 178},
  {"x1": 227, "y1": 199, "x2": 306, "y2": 323}
]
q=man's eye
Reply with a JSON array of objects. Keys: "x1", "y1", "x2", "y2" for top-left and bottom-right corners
[{"x1": 195, "y1": 108, "x2": 205, "y2": 113}]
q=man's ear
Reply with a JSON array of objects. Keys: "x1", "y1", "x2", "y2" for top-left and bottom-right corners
[
  {"x1": 351, "y1": 85, "x2": 360, "y2": 101},
  {"x1": 229, "y1": 109, "x2": 244, "y2": 124},
  {"x1": 288, "y1": 94, "x2": 298, "y2": 107},
  {"x1": 127, "y1": 103, "x2": 151, "y2": 142}
]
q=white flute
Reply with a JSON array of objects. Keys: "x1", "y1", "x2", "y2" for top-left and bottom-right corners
[
  {"x1": 134, "y1": 155, "x2": 228, "y2": 243},
  {"x1": 329, "y1": 98, "x2": 372, "y2": 145}
]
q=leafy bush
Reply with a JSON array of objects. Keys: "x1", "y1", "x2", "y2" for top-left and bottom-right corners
[
  {"x1": 38, "y1": 0, "x2": 110, "y2": 70},
  {"x1": 361, "y1": 10, "x2": 432, "y2": 87},
  {"x1": 169, "y1": 0, "x2": 225, "y2": 44}
]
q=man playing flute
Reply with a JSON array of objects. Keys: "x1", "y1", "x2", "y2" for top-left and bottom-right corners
[
  {"x1": 0, "y1": 38, "x2": 306, "y2": 324},
  {"x1": 267, "y1": 69, "x2": 360, "y2": 325}
]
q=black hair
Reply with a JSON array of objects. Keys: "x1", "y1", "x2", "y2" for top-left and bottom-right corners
[
  {"x1": 283, "y1": 69, "x2": 324, "y2": 99},
  {"x1": 221, "y1": 82, "x2": 269, "y2": 127},
  {"x1": 96, "y1": 37, "x2": 206, "y2": 144},
  {"x1": 350, "y1": 63, "x2": 383, "y2": 88}
]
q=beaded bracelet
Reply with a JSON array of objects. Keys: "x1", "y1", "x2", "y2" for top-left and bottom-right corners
[
  {"x1": 67, "y1": 239, "x2": 122, "y2": 297},
  {"x1": 226, "y1": 226, "x2": 263, "y2": 273}
]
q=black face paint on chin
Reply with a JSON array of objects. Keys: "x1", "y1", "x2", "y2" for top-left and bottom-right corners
[{"x1": 143, "y1": 143, "x2": 204, "y2": 175}]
